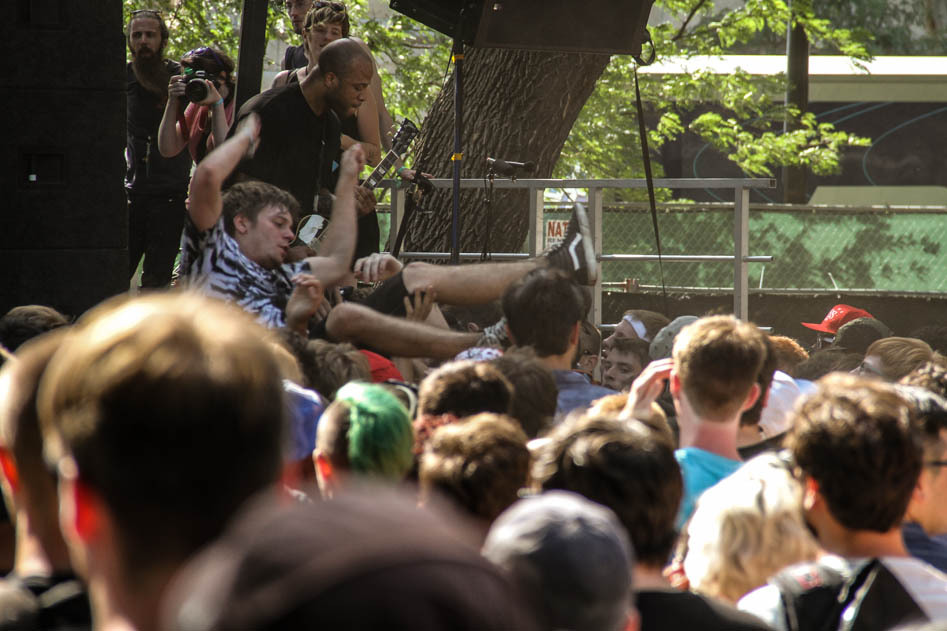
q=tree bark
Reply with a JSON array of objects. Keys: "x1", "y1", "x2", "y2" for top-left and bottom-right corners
[{"x1": 403, "y1": 47, "x2": 610, "y2": 254}]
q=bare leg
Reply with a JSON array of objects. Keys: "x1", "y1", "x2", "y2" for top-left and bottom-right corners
[
  {"x1": 401, "y1": 260, "x2": 542, "y2": 306},
  {"x1": 326, "y1": 303, "x2": 479, "y2": 359}
]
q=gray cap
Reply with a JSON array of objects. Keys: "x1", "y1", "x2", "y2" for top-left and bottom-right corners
[
  {"x1": 482, "y1": 491, "x2": 634, "y2": 631},
  {"x1": 649, "y1": 315, "x2": 699, "y2": 360}
]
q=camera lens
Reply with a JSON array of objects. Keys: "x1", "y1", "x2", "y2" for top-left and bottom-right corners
[{"x1": 185, "y1": 78, "x2": 209, "y2": 103}]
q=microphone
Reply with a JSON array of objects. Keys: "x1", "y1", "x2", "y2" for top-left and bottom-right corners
[{"x1": 486, "y1": 157, "x2": 536, "y2": 176}]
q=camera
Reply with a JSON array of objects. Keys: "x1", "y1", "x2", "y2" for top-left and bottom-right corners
[{"x1": 183, "y1": 68, "x2": 220, "y2": 103}]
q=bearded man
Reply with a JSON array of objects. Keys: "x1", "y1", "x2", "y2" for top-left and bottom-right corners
[{"x1": 125, "y1": 9, "x2": 192, "y2": 288}]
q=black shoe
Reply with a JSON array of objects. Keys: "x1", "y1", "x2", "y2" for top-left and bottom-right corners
[{"x1": 544, "y1": 203, "x2": 597, "y2": 285}]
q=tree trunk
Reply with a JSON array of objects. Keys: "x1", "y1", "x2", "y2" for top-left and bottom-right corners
[{"x1": 403, "y1": 47, "x2": 610, "y2": 255}]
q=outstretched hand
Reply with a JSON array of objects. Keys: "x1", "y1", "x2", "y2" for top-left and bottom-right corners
[
  {"x1": 285, "y1": 273, "x2": 323, "y2": 335},
  {"x1": 235, "y1": 112, "x2": 261, "y2": 158},
  {"x1": 340, "y1": 143, "x2": 367, "y2": 179},
  {"x1": 618, "y1": 358, "x2": 673, "y2": 422}
]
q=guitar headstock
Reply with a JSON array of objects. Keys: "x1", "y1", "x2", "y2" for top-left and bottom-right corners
[{"x1": 391, "y1": 119, "x2": 419, "y2": 157}]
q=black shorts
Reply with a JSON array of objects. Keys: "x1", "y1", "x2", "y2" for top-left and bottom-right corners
[{"x1": 307, "y1": 271, "x2": 414, "y2": 340}]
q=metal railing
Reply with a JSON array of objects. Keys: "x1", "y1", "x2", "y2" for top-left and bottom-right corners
[{"x1": 378, "y1": 177, "x2": 776, "y2": 325}]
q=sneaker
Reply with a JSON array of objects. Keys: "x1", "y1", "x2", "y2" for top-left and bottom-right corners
[
  {"x1": 545, "y1": 203, "x2": 598, "y2": 285},
  {"x1": 476, "y1": 317, "x2": 511, "y2": 349}
]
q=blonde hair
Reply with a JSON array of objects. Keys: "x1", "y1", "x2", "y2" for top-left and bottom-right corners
[
  {"x1": 683, "y1": 453, "x2": 819, "y2": 603},
  {"x1": 866, "y1": 337, "x2": 934, "y2": 381}
]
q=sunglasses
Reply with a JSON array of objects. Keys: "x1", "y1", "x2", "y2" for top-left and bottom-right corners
[{"x1": 184, "y1": 46, "x2": 226, "y2": 70}]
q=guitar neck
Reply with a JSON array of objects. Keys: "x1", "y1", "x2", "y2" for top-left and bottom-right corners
[{"x1": 362, "y1": 149, "x2": 400, "y2": 191}]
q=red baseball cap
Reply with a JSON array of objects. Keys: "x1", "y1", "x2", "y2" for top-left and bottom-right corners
[
  {"x1": 359, "y1": 350, "x2": 404, "y2": 383},
  {"x1": 801, "y1": 304, "x2": 873, "y2": 335}
]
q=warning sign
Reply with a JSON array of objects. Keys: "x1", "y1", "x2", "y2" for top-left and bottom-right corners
[{"x1": 545, "y1": 219, "x2": 570, "y2": 248}]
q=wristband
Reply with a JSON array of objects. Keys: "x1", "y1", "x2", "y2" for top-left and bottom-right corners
[
  {"x1": 214, "y1": 98, "x2": 224, "y2": 107},
  {"x1": 396, "y1": 166, "x2": 407, "y2": 175}
]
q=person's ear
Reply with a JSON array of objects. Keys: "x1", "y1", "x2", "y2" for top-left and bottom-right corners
[
  {"x1": 803, "y1": 475, "x2": 821, "y2": 512},
  {"x1": 0, "y1": 448, "x2": 20, "y2": 495},
  {"x1": 669, "y1": 370, "x2": 682, "y2": 396},
  {"x1": 324, "y1": 71, "x2": 339, "y2": 90},
  {"x1": 569, "y1": 321, "x2": 580, "y2": 346},
  {"x1": 741, "y1": 382, "x2": 762, "y2": 412},
  {"x1": 233, "y1": 213, "x2": 251, "y2": 235},
  {"x1": 314, "y1": 450, "x2": 333, "y2": 482},
  {"x1": 70, "y1": 478, "x2": 103, "y2": 543},
  {"x1": 505, "y1": 323, "x2": 516, "y2": 345}
]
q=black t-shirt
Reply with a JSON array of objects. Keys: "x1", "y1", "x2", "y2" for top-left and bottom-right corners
[
  {"x1": 282, "y1": 44, "x2": 308, "y2": 71},
  {"x1": 637, "y1": 589, "x2": 774, "y2": 631},
  {"x1": 125, "y1": 61, "x2": 192, "y2": 194},
  {"x1": 230, "y1": 84, "x2": 341, "y2": 216}
]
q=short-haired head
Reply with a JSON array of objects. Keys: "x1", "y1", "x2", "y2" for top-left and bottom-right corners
[
  {"x1": 767, "y1": 334, "x2": 809, "y2": 376},
  {"x1": 0, "y1": 305, "x2": 70, "y2": 352},
  {"x1": 483, "y1": 490, "x2": 634, "y2": 631},
  {"x1": 37, "y1": 293, "x2": 286, "y2": 574},
  {"x1": 863, "y1": 336, "x2": 934, "y2": 382},
  {"x1": 126, "y1": 9, "x2": 169, "y2": 52},
  {"x1": 301, "y1": 339, "x2": 370, "y2": 400},
  {"x1": 534, "y1": 414, "x2": 681, "y2": 566},
  {"x1": 316, "y1": 38, "x2": 371, "y2": 80},
  {"x1": 901, "y1": 360, "x2": 947, "y2": 401},
  {"x1": 740, "y1": 335, "x2": 777, "y2": 428},
  {"x1": 418, "y1": 360, "x2": 513, "y2": 418},
  {"x1": 420, "y1": 413, "x2": 530, "y2": 524},
  {"x1": 222, "y1": 180, "x2": 301, "y2": 234},
  {"x1": 502, "y1": 268, "x2": 584, "y2": 357},
  {"x1": 305, "y1": 2, "x2": 350, "y2": 36},
  {"x1": 489, "y1": 347, "x2": 557, "y2": 438},
  {"x1": 317, "y1": 382, "x2": 413, "y2": 480},
  {"x1": 787, "y1": 373, "x2": 921, "y2": 532},
  {"x1": 672, "y1": 315, "x2": 767, "y2": 421}
]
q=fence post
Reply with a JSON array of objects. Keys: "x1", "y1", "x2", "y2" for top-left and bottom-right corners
[
  {"x1": 527, "y1": 186, "x2": 545, "y2": 257},
  {"x1": 733, "y1": 186, "x2": 750, "y2": 320},
  {"x1": 589, "y1": 187, "x2": 604, "y2": 327}
]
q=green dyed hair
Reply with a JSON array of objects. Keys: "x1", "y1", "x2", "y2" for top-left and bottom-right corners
[{"x1": 335, "y1": 382, "x2": 413, "y2": 479}]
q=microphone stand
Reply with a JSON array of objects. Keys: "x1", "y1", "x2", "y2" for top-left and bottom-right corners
[{"x1": 481, "y1": 163, "x2": 498, "y2": 261}]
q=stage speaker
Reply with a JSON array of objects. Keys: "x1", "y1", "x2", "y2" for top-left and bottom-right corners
[
  {"x1": 0, "y1": 1, "x2": 127, "y2": 318},
  {"x1": 389, "y1": 0, "x2": 655, "y2": 57}
]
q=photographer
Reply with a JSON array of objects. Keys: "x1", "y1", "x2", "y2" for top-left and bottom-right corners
[{"x1": 158, "y1": 47, "x2": 236, "y2": 163}]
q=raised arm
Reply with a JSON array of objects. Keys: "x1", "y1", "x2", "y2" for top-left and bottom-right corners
[
  {"x1": 157, "y1": 74, "x2": 188, "y2": 158},
  {"x1": 304, "y1": 144, "x2": 365, "y2": 286},
  {"x1": 354, "y1": 37, "x2": 395, "y2": 151},
  {"x1": 187, "y1": 113, "x2": 261, "y2": 232}
]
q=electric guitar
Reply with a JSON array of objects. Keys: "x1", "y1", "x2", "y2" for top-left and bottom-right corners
[{"x1": 295, "y1": 118, "x2": 420, "y2": 248}]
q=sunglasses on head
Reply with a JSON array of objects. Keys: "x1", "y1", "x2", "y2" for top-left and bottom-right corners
[
  {"x1": 130, "y1": 9, "x2": 162, "y2": 18},
  {"x1": 184, "y1": 46, "x2": 227, "y2": 70},
  {"x1": 313, "y1": 1, "x2": 346, "y2": 11}
]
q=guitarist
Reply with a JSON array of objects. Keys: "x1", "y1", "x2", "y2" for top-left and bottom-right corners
[{"x1": 227, "y1": 39, "x2": 376, "y2": 246}]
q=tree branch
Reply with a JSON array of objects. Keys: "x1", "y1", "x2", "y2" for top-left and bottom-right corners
[{"x1": 672, "y1": 0, "x2": 709, "y2": 42}]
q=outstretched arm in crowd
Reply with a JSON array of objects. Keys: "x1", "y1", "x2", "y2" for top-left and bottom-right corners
[
  {"x1": 303, "y1": 144, "x2": 366, "y2": 287},
  {"x1": 187, "y1": 113, "x2": 261, "y2": 231}
]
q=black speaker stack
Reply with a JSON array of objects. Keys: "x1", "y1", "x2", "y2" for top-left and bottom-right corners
[{"x1": 1, "y1": 1, "x2": 127, "y2": 319}]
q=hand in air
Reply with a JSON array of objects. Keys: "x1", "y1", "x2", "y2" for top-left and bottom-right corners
[
  {"x1": 618, "y1": 358, "x2": 673, "y2": 422},
  {"x1": 235, "y1": 112, "x2": 261, "y2": 157},
  {"x1": 353, "y1": 252, "x2": 403, "y2": 283},
  {"x1": 195, "y1": 80, "x2": 224, "y2": 107},
  {"x1": 285, "y1": 273, "x2": 323, "y2": 335},
  {"x1": 340, "y1": 143, "x2": 366, "y2": 179},
  {"x1": 404, "y1": 287, "x2": 435, "y2": 323}
]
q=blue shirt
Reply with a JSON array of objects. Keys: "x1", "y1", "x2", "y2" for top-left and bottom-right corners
[
  {"x1": 552, "y1": 370, "x2": 616, "y2": 418},
  {"x1": 675, "y1": 447, "x2": 742, "y2": 529},
  {"x1": 903, "y1": 522, "x2": 947, "y2": 574}
]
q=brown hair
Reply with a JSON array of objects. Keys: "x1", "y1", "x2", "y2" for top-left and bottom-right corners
[
  {"x1": 901, "y1": 360, "x2": 947, "y2": 400},
  {"x1": 865, "y1": 337, "x2": 934, "y2": 381},
  {"x1": 420, "y1": 413, "x2": 529, "y2": 523},
  {"x1": 37, "y1": 294, "x2": 285, "y2": 575},
  {"x1": 672, "y1": 315, "x2": 766, "y2": 422},
  {"x1": 222, "y1": 180, "x2": 301, "y2": 233},
  {"x1": 534, "y1": 414, "x2": 682, "y2": 566},
  {"x1": 622, "y1": 309, "x2": 671, "y2": 341},
  {"x1": 768, "y1": 335, "x2": 809, "y2": 376},
  {"x1": 418, "y1": 361, "x2": 513, "y2": 419},
  {"x1": 787, "y1": 373, "x2": 921, "y2": 532},
  {"x1": 304, "y1": 3, "x2": 350, "y2": 37},
  {"x1": 490, "y1": 347, "x2": 557, "y2": 438},
  {"x1": 303, "y1": 340, "x2": 370, "y2": 401}
]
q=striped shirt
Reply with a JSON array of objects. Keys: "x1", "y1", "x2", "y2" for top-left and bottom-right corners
[{"x1": 179, "y1": 215, "x2": 307, "y2": 328}]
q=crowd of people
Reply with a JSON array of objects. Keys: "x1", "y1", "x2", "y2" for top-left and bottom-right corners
[{"x1": 2, "y1": 1, "x2": 947, "y2": 629}]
